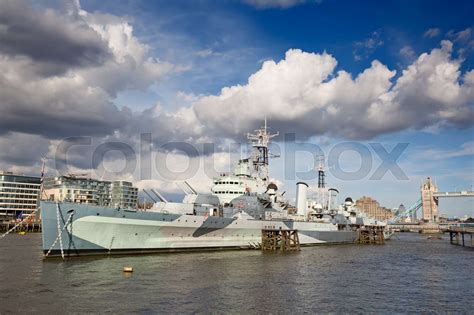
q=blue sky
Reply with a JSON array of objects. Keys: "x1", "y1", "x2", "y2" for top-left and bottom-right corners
[
  {"x1": 0, "y1": 0, "x2": 472, "y2": 217},
  {"x1": 83, "y1": 0, "x2": 474, "y2": 98}
]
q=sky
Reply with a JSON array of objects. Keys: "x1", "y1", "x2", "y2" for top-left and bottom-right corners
[{"x1": 0, "y1": 0, "x2": 473, "y2": 217}]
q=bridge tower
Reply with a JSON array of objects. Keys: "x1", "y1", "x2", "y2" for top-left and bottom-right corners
[{"x1": 421, "y1": 177, "x2": 439, "y2": 223}]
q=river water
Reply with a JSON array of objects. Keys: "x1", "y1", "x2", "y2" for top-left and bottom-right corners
[{"x1": 0, "y1": 233, "x2": 472, "y2": 314}]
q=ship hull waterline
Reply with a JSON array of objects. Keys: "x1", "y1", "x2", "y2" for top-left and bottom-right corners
[{"x1": 41, "y1": 201, "x2": 358, "y2": 258}]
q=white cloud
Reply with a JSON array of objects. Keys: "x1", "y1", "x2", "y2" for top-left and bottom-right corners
[
  {"x1": 353, "y1": 31, "x2": 384, "y2": 61},
  {"x1": 0, "y1": 0, "x2": 110, "y2": 72},
  {"x1": 412, "y1": 141, "x2": 474, "y2": 161},
  {"x1": 0, "y1": 132, "x2": 50, "y2": 168},
  {"x1": 448, "y1": 27, "x2": 472, "y2": 43},
  {"x1": 399, "y1": 45, "x2": 415, "y2": 60},
  {"x1": 75, "y1": 6, "x2": 183, "y2": 96},
  {"x1": 445, "y1": 28, "x2": 474, "y2": 58},
  {"x1": 1, "y1": 2, "x2": 473, "y2": 193},
  {"x1": 189, "y1": 42, "x2": 473, "y2": 140},
  {"x1": 0, "y1": 0, "x2": 181, "y2": 138},
  {"x1": 391, "y1": 41, "x2": 472, "y2": 126},
  {"x1": 424, "y1": 28, "x2": 441, "y2": 38},
  {"x1": 195, "y1": 48, "x2": 222, "y2": 58},
  {"x1": 133, "y1": 150, "x2": 234, "y2": 194},
  {"x1": 243, "y1": 0, "x2": 318, "y2": 9}
]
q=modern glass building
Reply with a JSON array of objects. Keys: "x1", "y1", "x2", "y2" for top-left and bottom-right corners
[
  {"x1": 43, "y1": 175, "x2": 138, "y2": 209},
  {"x1": 0, "y1": 171, "x2": 41, "y2": 222}
]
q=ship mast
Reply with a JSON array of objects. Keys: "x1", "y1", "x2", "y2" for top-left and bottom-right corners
[
  {"x1": 40, "y1": 157, "x2": 47, "y2": 200},
  {"x1": 317, "y1": 155, "x2": 325, "y2": 189},
  {"x1": 316, "y1": 155, "x2": 327, "y2": 209},
  {"x1": 247, "y1": 118, "x2": 278, "y2": 181}
]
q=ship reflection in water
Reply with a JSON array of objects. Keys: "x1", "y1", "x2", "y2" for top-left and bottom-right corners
[{"x1": 0, "y1": 233, "x2": 472, "y2": 313}]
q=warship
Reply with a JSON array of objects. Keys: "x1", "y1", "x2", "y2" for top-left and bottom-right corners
[{"x1": 41, "y1": 121, "x2": 382, "y2": 257}]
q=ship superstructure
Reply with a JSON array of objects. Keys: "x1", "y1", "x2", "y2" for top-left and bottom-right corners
[
  {"x1": 211, "y1": 119, "x2": 278, "y2": 205},
  {"x1": 40, "y1": 121, "x2": 382, "y2": 257}
]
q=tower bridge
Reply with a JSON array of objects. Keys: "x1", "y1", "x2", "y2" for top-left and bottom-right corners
[
  {"x1": 433, "y1": 191, "x2": 474, "y2": 198},
  {"x1": 389, "y1": 177, "x2": 473, "y2": 224}
]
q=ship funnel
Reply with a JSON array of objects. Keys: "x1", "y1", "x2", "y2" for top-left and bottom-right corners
[{"x1": 296, "y1": 182, "x2": 308, "y2": 216}]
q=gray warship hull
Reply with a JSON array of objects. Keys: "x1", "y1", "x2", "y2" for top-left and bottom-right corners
[{"x1": 41, "y1": 201, "x2": 358, "y2": 257}]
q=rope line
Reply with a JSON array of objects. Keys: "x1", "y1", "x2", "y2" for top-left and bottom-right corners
[
  {"x1": 56, "y1": 203, "x2": 64, "y2": 259},
  {"x1": 44, "y1": 211, "x2": 74, "y2": 259},
  {"x1": 1, "y1": 209, "x2": 38, "y2": 239}
]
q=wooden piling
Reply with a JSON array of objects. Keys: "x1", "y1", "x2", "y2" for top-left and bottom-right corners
[
  {"x1": 358, "y1": 225, "x2": 385, "y2": 244},
  {"x1": 261, "y1": 229, "x2": 300, "y2": 251}
]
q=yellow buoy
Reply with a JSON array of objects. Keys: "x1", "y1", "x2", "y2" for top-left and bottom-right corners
[
  {"x1": 123, "y1": 266, "x2": 133, "y2": 273},
  {"x1": 18, "y1": 231, "x2": 27, "y2": 235}
]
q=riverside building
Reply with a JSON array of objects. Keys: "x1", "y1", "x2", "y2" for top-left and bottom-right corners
[
  {"x1": 43, "y1": 175, "x2": 138, "y2": 209},
  {"x1": 355, "y1": 196, "x2": 394, "y2": 221},
  {"x1": 0, "y1": 171, "x2": 41, "y2": 222}
]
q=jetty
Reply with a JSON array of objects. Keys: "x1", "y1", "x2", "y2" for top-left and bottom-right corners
[
  {"x1": 0, "y1": 221, "x2": 41, "y2": 234},
  {"x1": 448, "y1": 226, "x2": 473, "y2": 248}
]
